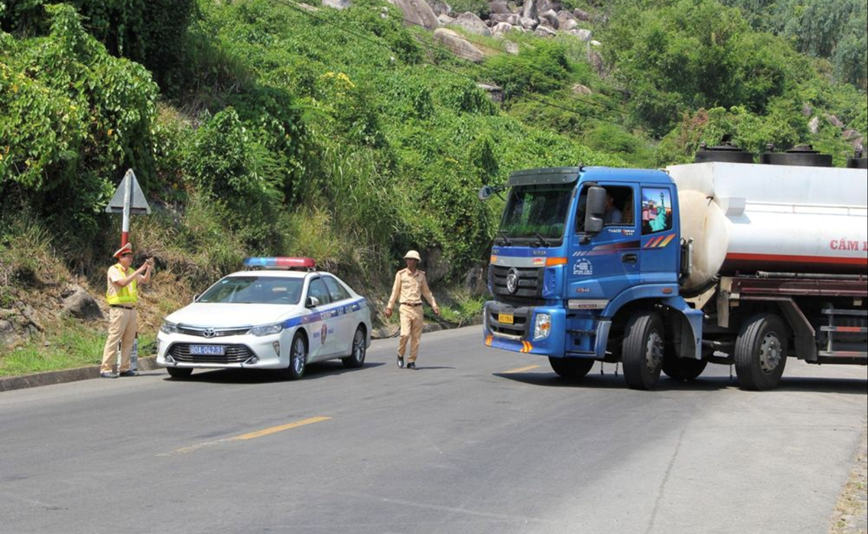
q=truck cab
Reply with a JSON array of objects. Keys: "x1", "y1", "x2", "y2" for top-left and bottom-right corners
[{"x1": 482, "y1": 166, "x2": 703, "y2": 387}]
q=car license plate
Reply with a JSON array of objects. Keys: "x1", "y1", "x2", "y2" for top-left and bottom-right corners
[
  {"x1": 190, "y1": 345, "x2": 225, "y2": 356},
  {"x1": 498, "y1": 313, "x2": 514, "y2": 325}
]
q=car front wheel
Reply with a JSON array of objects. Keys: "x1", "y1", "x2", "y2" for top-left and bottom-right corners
[
  {"x1": 342, "y1": 326, "x2": 367, "y2": 369},
  {"x1": 280, "y1": 333, "x2": 307, "y2": 380}
]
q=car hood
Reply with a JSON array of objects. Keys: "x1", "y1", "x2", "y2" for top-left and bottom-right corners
[{"x1": 165, "y1": 303, "x2": 301, "y2": 328}]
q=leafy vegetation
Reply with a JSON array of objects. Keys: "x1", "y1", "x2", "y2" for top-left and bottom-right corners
[{"x1": 0, "y1": 0, "x2": 865, "y2": 368}]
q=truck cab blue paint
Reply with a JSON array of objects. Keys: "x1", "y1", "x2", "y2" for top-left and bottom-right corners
[{"x1": 482, "y1": 166, "x2": 700, "y2": 363}]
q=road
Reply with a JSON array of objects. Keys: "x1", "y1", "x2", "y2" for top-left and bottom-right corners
[{"x1": 0, "y1": 326, "x2": 865, "y2": 534}]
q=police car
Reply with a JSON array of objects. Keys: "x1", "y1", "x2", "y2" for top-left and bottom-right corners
[{"x1": 156, "y1": 257, "x2": 372, "y2": 379}]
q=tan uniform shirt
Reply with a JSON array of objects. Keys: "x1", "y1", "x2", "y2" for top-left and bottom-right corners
[{"x1": 388, "y1": 268, "x2": 437, "y2": 309}]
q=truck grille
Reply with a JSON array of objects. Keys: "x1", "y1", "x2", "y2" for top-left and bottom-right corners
[
  {"x1": 168, "y1": 343, "x2": 253, "y2": 364},
  {"x1": 487, "y1": 304, "x2": 531, "y2": 338},
  {"x1": 490, "y1": 265, "x2": 543, "y2": 299}
]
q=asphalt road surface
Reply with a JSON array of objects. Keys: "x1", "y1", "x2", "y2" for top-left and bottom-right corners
[{"x1": 1, "y1": 326, "x2": 866, "y2": 534}]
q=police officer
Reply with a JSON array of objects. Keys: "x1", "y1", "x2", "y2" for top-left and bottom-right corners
[
  {"x1": 100, "y1": 243, "x2": 153, "y2": 378},
  {"x1": 385, "y1": 250, "x2": 439, "y2": 369}
]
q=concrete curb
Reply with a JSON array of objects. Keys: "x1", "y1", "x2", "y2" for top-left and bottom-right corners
[{"x1": 0, "y1": 356, "x2": 163, "y2": 393}]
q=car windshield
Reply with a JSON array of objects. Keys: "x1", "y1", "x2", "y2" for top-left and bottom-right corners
[
  {"x1": 498, "y1": 184, "x2": 573, "y2": 244},
  {"x1": 198, "y1": 276, "x2": 304, "y2": 305}
]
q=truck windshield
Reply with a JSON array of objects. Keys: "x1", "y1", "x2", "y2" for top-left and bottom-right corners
[{"x1": 498, "y1": 184, "x2": 573, "y2": 245}]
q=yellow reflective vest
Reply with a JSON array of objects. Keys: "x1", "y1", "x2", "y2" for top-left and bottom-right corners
[{"x1": 106, "y1": 264, "x2": 138, "y2": 305}]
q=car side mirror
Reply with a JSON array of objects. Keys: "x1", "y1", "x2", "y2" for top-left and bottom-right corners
[
  {"x1": 306, "y1": 296, "x2": 320, "y2": 308},
  {"x1": 584, "y1": 186, "x2": 606, "y2": 235},
  {"x1": 193, "y1": 293, "x2": 200, "y2": 302}
]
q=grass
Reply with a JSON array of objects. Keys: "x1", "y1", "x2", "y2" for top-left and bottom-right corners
[{"x1": 0, "y1": 318, "x2": 156, "y2": 377}]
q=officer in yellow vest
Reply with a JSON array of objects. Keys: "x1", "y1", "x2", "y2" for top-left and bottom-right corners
[
  {"x1": 385, "y1": 250, "x2": 439, "y2": 369},
  {"x1": 100, "y1": 243, "x2": 153, "y2": 378}
]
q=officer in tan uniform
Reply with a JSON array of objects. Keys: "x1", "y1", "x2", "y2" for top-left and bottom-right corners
[
  {"x1": 385, "y1": 250, "x2": 439, "y2": 369},
  {"x1": 100, "y1": 243, "x2": 153, "y2": 378}
]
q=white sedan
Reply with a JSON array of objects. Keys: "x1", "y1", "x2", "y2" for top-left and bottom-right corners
[{"x1": 156, "y1": 257, "x2": 372, "y2": 380}]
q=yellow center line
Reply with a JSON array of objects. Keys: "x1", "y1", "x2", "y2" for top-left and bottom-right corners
[
  {"x1": 502, "y1": 364, "x2": 541, "y2": 374},
  {"x1": 159, "y1": 416, "x2": 331, "y2": 456},
  {"x1": 232, "y1": 416, "x2": 331, "y2": 440}
]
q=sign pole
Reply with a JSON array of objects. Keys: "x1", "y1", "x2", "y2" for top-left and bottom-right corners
[{"x1": 121, "y1": 169, "x2": 132, "y2": 246}]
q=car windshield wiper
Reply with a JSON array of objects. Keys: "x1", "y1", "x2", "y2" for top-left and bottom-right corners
[
  {"x1": 533, "y1": 232, "x2": 551, "y2": 247},
  {"x1": 496, "y1": 230, "x2": 513, "y2": 246}
]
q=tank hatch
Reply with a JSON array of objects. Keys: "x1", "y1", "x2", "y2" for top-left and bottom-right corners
[
  {"x1": 760, "y1": 144, "x2": 833, "y2": 167},
  {"x1": 694, "y1": 141, "x2": 754, "y2": 164},
  {"x1": 847, "y1": 148, "x2": 867, "y2": 169}
]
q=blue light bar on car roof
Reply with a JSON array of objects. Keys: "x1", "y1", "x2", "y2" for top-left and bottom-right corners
[{"x1": 243, "y1": 257, "x2": 317, "y2": 270}]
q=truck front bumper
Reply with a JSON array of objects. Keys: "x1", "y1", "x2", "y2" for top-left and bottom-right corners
[{"x1": 482, "y1": 301, "x2": 566, "y2": 356}]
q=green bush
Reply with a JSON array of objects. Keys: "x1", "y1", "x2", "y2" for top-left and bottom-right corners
[{"x1": 449, "y1": 0, "x2": 490, "y2": 18}]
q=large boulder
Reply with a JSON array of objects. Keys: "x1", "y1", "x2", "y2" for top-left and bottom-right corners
[
  {"x1": 535, "y1": 0, "x2": 561, "y2": 14},
  {"x1": 540, "y1": 9, "x2": 559, "y2": 29},
  {"x1": 571, "y1": 83, "x2": 592, "y2": 95},
  {"x1": 454, "y1": 12, "x2": 491, "y2": 35},
  {"x1": 389, "y1": 0, "x2": 440, "y2": 30},
  {"x1": 477, "y1": 83, "x2": 504, "y2": 103},
  {"x1": 568, "y1": 28, "x2": 592, "y2": 41},
  {"x1": 825, "y1": 114, "x2": 844, "y2": 128},
  {"x1": 489, "y1": 0, "x2": 511, "y2": 13},
  {"x1": 520, "y1": 0, "x2": 537, "y2": 20},
  {"x1": 560, "y1": 18, "x2": 578, "y2": 31},
  {"x1": 534, "y1": 24, "x2": 557, "y2": 37},
  {"x1": 322, "y1": 0, "x2": 351, "y2": 9},
  {"x1": 433, "y1": 28, "x2": 485, "y2": 62},
  {"x1": 427, "y1": 0, "x2": 452, "y2": 15},
  {"x1": 573, "y1": 8, "x2": 590, "y2": 21},
  {"x1": 519, "y1": 16, "x2": 537, "y2": 30},
  {"x1": 491, "y1": 22, "x2": 515, "y2": 36},
  {"x1": 438, "y1": 13, "x2": 455, "y2": 24},
  {"x1": 503, "y1": 40, "x2": 520, "y2": 55},
  {"x1": 587, "y1": 48, "x2": 604, "y2": 75},
  {"x1": 61, "y1": 285, "x2": 104, "y2": 321},
  {"x1": 422, "y1": 247, "x2": 450, "y2": 285},
  {"x1": 809, "y1": 116, "x2": 820, "y2": 134}
]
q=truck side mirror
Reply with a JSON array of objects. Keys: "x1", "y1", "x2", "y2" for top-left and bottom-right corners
[
  {"x1": 584, "y1": 186, "x2": 606, "y2": 234},
  {"x1": 478, "y1": 186, "x2": 494, "y2": 200}
]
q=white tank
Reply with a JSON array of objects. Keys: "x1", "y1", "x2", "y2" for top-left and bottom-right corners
[{"x1": 665, "y1": 162, "x2": 868, "y2": 293}]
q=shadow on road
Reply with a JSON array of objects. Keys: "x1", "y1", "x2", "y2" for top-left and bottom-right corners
[
  {"x1": 161, "y1": 361, "x2": 386, "y2": 384},
  {"x1": 494, "y1": 370, "x2": 866, "y2": 394}
]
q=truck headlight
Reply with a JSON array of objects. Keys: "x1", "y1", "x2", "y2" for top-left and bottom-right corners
[
  {"x1": 160, "y1": 321, "x2": 179, "y2": 334},
  {"x1": 249, "y1": 323, "x2": 284, "y2": 336},
  {"x1": 534, "y1": 313, "x2": 551, "y2": 340}
]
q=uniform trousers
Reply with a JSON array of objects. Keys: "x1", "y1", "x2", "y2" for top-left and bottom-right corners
[
  {"x1": 398, "y1": 304, "x2": 424, "y2": 362},
  {"x1": 101, "y1": 307, "x2": 137, "y2": 373}
]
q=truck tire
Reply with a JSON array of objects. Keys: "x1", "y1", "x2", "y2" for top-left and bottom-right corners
[
  {"x1": 662, "y1": 354, "x2": 707, "y2": 381},
  {"x1": 734, "y1": 313, "x2": 788, "y2": 391},
  {"x1": 549, "y1": 357, "x2": 595, "y2": 379},
  {"x1": 622, "y1": 311, "x2": 665, "y2": 390}
]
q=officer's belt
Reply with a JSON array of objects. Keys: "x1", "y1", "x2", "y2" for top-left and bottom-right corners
[{"x1": 400, "y1": 302, "x2": 423, "y2": 306}]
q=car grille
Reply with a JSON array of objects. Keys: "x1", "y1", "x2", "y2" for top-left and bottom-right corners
[
  {"x1": 177, "y1": 325, "x2": 251, "y2": 338},
  {"x1": 487, "y1": 305, "x2": 531, "y2": 338},
  {"x1": 490, "y1": 265, "x2": 543, "y2": 300},
  {"x1": 168, "y1": 343, "x2": 254, "y2": 364}
]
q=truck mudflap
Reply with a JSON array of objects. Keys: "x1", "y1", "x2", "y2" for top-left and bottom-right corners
[{"x1": 662, "y1": 296, "x2": 703, "y2": 359}]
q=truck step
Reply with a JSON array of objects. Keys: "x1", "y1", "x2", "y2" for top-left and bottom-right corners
[
  {"x1": 818, "y1": 350, "x2": 868, "y2": 358},
  {"x1": 821, "y1": 309, "x2": 868, "y2": 317}
]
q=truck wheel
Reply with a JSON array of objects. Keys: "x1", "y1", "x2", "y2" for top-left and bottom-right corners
[
  {"x1": 166, "y1": 367, "x2": 193, "y2": 379},
  {"x1": 549, "y1": 357, "x2": 595, "y2": 379},
  {"x1": 734, "y1": 313, "x2": 788, "y2": 391},
  {"x1": 662, "y1": 355, "x2": 707, "y2": 381},
  {"x1": 280, "y1": 333, "x2": 307, "y2": 380},
  {"x1": 622, "y1": 311, "x2": 665, "y2": 390}
]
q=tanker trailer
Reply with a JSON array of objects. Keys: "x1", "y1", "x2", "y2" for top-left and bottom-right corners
[{"x1": 665, "y1": 157, "x2": 867, "y2": 390}]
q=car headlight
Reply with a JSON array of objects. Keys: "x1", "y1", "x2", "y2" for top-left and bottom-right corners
[
  {"x1": 248, "y1": 323, "x2": 284, "y2": 336},
  {"x1": 533, "y1": 313, "x2": 551, "y2": 341},
  {"x1": 160, "y1": 321, "x2": 179, "y2": 334}
]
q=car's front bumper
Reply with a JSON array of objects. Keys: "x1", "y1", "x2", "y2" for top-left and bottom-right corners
[{"x1": 156, "y1": 329, "x2": 292, "y2": 370}]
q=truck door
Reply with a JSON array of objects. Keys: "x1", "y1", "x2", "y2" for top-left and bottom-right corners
[
  {"x1": 639, "y1": 186, "x2": 679, "y2": 276},
  {"x1": 570, "y1": 184, "x2": 640, "y2": 300}
]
